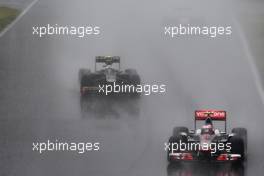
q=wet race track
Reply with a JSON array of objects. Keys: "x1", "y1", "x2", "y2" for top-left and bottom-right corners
[{"x1": 1, "y1": 0, "x2": 264, "y2": 175}]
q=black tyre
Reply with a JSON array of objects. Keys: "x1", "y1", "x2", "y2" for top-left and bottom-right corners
[
  {"x1": 167, "y1": 135, "x2": 183, "y2": 162},
  {"x1": 232, "y1": 128, "x2": 247, "y2": 160},
  {"x1": 173, "y1": 126, "x2": 189, "y2": 137},
  {"x1": 125, "y1": 69, "x2": 141, "y2": 97},
  {"x1": 125, "y1": 69, "x2": 140, "y2": 85},
  {"x1": 80, "y1": 74, "x2": 95, "y2": 95},
  {"x1": 167, "y1": 127, "x2": 189, "y2": 163},
  {"x1": 79, "y1": 68, "x2": 91, "y2": 83},
  {"x1": 229, "y1": 136, "x2": 245, "y2": 161},
  {"x1": 125, "y1": 69, "x2": 138, "y2": 75}
]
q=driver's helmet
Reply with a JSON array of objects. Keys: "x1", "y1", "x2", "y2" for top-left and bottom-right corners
[
  {"x1": 104, "y1": 64, "x2": 111, "y2": 69},
  {"x1": 205, "y1": 117, "x2": 213, "y2": 125},
  {"x1": 201, "y1": 124, "x2": 214, "y2": 135},
  {"x1": 105, "y1": 66, "x2": 115, "y2": 75}
]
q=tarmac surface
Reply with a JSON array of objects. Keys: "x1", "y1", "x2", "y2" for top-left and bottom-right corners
[{"x1": 0, "y1": 0, "x2": 264, "y2": 175}]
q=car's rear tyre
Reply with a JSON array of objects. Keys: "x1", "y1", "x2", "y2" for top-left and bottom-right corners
[
  {"x1": 232, "y1": 128, "x2": 247, "y2": 160},
  {"x1": 125, "y1": 69, "x2": 137, "y2": 75},
  {"x1": 167, "y1": 127, "x2": 189, "y2": 163},
  {"x1": 172, "y1": 126, "x2": 188, "y2": 145},
  {"x1": 125, "y1": 69, "x2": 141, "y2": 97},
  {"x1": 78, "y1": 68, "x2": 91, "y2": 83},
  {"x1": 172, "y1": 126, "x2": 189, "y2": 137},
  {"x1": 125, "y1": 69, "x2": 140, "y2": 84},
  {"x1": 80, "y1": 74, "x2": 94, "y2": 96},
  {"x1": 229, "y1": 136, "x2": 245, "y2": 162},
  {"x1": 167, "y1": 135, "x2": 183, "y2": 163}
]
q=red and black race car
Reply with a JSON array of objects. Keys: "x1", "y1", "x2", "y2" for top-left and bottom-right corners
[{"x1": 167, "y1": 110, "x2": 247, "y2": 163}]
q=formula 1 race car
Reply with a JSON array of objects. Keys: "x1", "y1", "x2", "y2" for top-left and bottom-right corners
[
  {"x1": 79, "y1": 56, "x2": 141, "y2": 96},
  {"x1": 167, "y1": 110, "x2": 247, "y2": 163}
]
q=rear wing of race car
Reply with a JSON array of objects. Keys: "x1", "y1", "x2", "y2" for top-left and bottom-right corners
[
  {"x1": 194, "y1": 110, "x2": 227, "y2": 132},
  {"x1": 95, "y1": 56, "x2": 121, "y2": 71}
]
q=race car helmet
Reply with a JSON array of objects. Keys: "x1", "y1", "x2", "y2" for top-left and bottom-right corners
[
  {"x1": 205, "y1": 117, "x2": 213, "y2": 125},
  {"x1": 201, "y1": 124, "x2": 214, "y2": 135}
]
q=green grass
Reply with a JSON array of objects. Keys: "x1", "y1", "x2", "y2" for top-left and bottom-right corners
[{"x1": 0, "y1": 6, "x2": 20, "y2": 32}]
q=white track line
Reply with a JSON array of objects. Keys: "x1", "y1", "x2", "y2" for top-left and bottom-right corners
[
  {"x1": 232, "y1": 16, "x2": 264, "y2": 106},
  {"x1": 0, "y1": 0, "x2": 39, "y2": 37}
]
